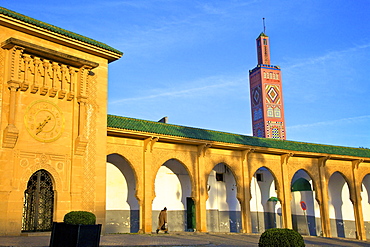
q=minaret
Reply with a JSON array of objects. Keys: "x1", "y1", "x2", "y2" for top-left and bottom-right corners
[{"x1": 249, "y1": 32, "x2": 286, "y2": 139}]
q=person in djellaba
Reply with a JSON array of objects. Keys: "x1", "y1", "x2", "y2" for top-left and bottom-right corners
[{"x1": 156, "y1": 207, "x2": 168, "y2": 234}]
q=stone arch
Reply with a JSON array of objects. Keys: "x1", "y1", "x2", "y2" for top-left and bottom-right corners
[
  {"x1": 150, "y1": 151, "x2": 197, "y2": 200},
  {"x1": 361, "y1": 174, "x2": 370, "y2": 239},
  {"x1": 152, "y1": 158, "x2": 195, "y2": 199},
  {"x1": 328, "y1": 171, "x2": 356, "y2": 238},
  {"x1": 203, "y1": 157, "x2": 243, "y2": 202},
  {"x1": 206, "y1": 162, "x2": 241, "y2": 232},
  {"x1": 22, "y1": 169, "x2": 54, "y2": 232},
  {"x1": 290, "y1": 169, "x2": 320, "y2": 236},
  {"x1": 152, "y1": 158, "x2": 193, "y2": 232},
  {"x1": 250, "y1": 166, "x2": 280, "y2": 233},
  {"x1": 250, "y1": 166, "x2": 280, "y2": 193},
  {"x1": 327, "y1": 169, "x2": 356, "y2": 205},
  {"x1": 20, "y1": 164, "x2": 62, "y2": 222},
  {"x1": 107, "y1": 153, "x2": 140, "y2": 199},
  {"x1": 288, "y1": 167, "x2": 319, "y2": 195},
  {"x1": 20, "y1": 164, "x2": 61, "y2": 194},
  {"x1": 106, "y1": 153, "x2": 140, "y2": 233}
]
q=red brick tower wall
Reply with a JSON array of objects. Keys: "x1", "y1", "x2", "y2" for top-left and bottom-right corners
[{"x1": 249, "y1": 33, "x2": 286, "y2": 140}]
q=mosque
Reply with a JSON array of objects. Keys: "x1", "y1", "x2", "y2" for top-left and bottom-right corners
[{"x1": 0, "y1": 7, "x2": 369, "y2": 240}]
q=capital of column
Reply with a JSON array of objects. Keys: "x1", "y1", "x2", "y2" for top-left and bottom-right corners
[
  {"x1": 318, "y1": 156, "x2": 331, "y2": 167},
  {"x1": 242, "y1": 148, "x2": 255, "y2": 162},
  {"x1": 77, "y1": 95, "x2": 88, "y2": 104},
  {"x1": 198, "y1": 143, "x2": 211, "y2": 157},
  {"x1": 352, "y1": 159, "x2": 364, "y2": 170},
  {"x1": 144, "y1": 136, "x2": 159, "y2": 153},
  {"x1": 281, "y1": 152, "x2": 294, "y2": 165},
  {"x1": 7, "y1": 80, "x2": 20, "y2": 91}
]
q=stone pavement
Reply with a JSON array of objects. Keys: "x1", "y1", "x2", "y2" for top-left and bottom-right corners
[{"x1": 0, "y1": 232, "x2": 369, "y2": 247}]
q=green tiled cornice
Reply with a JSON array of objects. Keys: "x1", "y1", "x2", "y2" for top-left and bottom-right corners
[
  {"x1": 0, "y1": 7, "x2": 122, "y2": 55},
  {"x1": 107, "y1": 115, "x2": 370, "y2": 158}
]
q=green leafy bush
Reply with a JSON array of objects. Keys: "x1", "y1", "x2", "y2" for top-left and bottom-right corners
[
  {"x1": 63, "y1": 211, "x2": 96, "y2": 225},
  {"x1": 258, "y1": 228, "x2": 305, "y2": 247}
]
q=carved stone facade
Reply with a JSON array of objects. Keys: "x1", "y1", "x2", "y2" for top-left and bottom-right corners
[{"x1": 0, "y1": 8, "x2": 121, "y2": 235}]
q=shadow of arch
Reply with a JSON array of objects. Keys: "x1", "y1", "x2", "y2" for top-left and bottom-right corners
[
  {"x1": 361, "y1": 174, "x2": 370, "y2": 239},
  {"x1": 152, "y1": 159, "x2": 192, "y2": 232},
  {"x1": 290, "y1": 169, "x2": 320, "y2": 236},
  {"x1": 250, "y1": 166, "x2": 279, "y2": 233},
  {"x1": 205, "y1": 162, "x2": 241, "y2": 233},
  {"x1": 163, "y1": 158, "x2": 193, "y2": 206},
  {"x1": 328, "y1": 172, "x2": 355, "y2": 238},
  {"x1": 106, "y1": 153, "x2": 139, "y2": 233}
]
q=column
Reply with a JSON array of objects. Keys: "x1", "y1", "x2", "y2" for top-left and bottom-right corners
[
  {"x1": 140, "y1": 137, "x2": 157, "y2": 233},
  {"x1": 352, "y1": 159, "x2": 365, "y2": 240},
  {"x1": 75, "y1": 66, "x2": 91, "y2": 155},
  {"x1": 279, "y1": 153, "x2": 293, "y2": 229},
  {"x1": 195, "y1": 144, "x2": 210, "y2": 232},
  {"x1": 2, "y1": 45, "x2": 24, "y2": 148},
  {"x1": 240, "y1": 149, "x2": 253, "y2": 233},
  {"x1": 3, "y1": 81, "x2": 20, "y2": 148},
  {"x1": 318, "y1": 157, "x2": 331, "y2": 237}
]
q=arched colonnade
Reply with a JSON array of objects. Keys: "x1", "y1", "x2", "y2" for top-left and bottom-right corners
[{"x1": 105, "y1": 136, "x2": 370, "y2": 240}]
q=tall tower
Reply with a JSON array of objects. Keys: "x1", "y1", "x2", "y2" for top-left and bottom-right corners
[{"x1": 249, "y1": 32, "x2": 286, "y2": 139}]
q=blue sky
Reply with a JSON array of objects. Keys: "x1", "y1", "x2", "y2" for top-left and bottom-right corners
[{"x1": 3, "y1": 1, "x2": 370, "y2": 148}]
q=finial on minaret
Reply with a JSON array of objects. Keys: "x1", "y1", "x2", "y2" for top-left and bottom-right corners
[{"x1": 263, "y1": 18, "x2": 266, "y2": 34}]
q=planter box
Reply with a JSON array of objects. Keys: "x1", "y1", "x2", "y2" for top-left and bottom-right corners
[{"x1": 49, "y1": 222, "x2": 101, "y2": 247}]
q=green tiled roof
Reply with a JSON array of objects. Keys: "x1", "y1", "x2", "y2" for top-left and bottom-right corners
[
  {"x1": 107, "y1": 115, "x2": 370, "y2": 159},
  {"x1": 0, "y1": 7, "x2": 122, "y2": 55}
]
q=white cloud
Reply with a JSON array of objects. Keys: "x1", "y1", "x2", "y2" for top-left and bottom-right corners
[
  {"x1": 285, "y1": 43, "x2": 370, "y2": 70},
  {"x1": 287, "y1": 115, "x2": 370, "y2": 130},
  {"x1": 110, "y1": 75, "x2": 247, "y2": 105}
]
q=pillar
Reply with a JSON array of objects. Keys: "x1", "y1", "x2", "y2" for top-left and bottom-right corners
[
  {"x1": 279, "y1": 153, "x2": 293, "y2": 229},
  {"x1": 352, "y1": 159, "x2": 366, "y2": 240},
  {"x1": 318, "y1": 157, "x2": 331, "y2": 237},
  {"x1": 195, "y1": 144, "x2": 210, "y2": 232},
  {"x1": 240, "y1": 149, "x2": 253, "y2": 233},
  {"x1": 139, "y1": 137, "x2": 157, "y2": 233}
]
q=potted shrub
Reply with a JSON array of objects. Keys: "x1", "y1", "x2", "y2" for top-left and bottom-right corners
[
  {"x1": 258, "y1": 228, "x2": 305, "y2": 247},
  {"x1": 49, "y1": 211, "x2": 102, "y2": 247}
]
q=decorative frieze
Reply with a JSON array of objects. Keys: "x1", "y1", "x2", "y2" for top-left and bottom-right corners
[
  {"x1": 19, "y1": 53, "x2": 77, "y2": 100},
  {"x1": 1, "y1": 38, "x2": 98, "y2": 102},
  {"x1": 1, "y1": 38, "x2": 99, "y2": 149},
  {"x1": 13, "y1": 150, "x2": 71, "y2": 192}
]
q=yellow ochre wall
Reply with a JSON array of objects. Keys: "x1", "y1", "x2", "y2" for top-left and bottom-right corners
[
  {"x1": 106, "y1": 132, "x2": 370, "y2": 240},
  {"x1": 0, "y1": 9, "x2": 120, "y2": 235}
]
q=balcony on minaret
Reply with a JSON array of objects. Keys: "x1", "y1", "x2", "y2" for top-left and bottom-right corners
[{"x1": 249, "y1": 64, "x2": 280, "y2": 75}]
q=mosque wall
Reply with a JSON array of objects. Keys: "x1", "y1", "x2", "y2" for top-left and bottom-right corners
[
  {"x1": 106, "y1": 133, "x2": 370, "y2": 240},
  {"x1": 0, "y1": 10, "x2": 118, "y2": 235}
]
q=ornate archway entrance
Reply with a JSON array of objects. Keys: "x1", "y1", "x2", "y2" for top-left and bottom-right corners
[{"x1": 22, "y1": 169, "x2": 54, "y2": 232}]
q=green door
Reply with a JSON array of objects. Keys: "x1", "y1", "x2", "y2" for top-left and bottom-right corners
[{"x1": 186, "y1": 197, "x2": 196, "y2": 230}]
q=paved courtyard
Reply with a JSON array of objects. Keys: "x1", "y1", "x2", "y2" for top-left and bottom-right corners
[{"x1": 0, "y1": 232, "x2": 369, "y2": 247}]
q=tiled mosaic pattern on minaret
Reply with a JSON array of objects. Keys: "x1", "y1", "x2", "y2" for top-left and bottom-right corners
[{"x1": 249, "y1": 33, "x2": 286, "y2": 140}]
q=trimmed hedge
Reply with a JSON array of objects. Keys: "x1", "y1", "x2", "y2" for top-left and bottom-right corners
[
  {"x1": 63, "y1": 211, "x2": 96, "y2": 225},
  {"x1": 258, "y1": 228, "x2": 305, "y2": 247}
]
